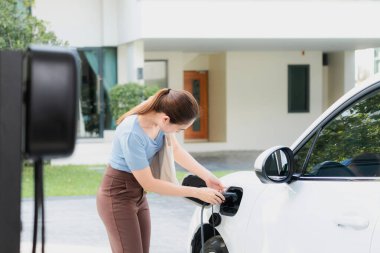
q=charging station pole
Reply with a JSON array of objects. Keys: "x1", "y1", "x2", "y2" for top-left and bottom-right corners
[{"x1": 0, "y1": 51, "x2": 23, "y2": 253}]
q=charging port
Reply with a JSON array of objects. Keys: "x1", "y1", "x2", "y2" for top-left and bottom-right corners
[{"x1": 220, "y1": 187, "x2": 243, "y2": 216}]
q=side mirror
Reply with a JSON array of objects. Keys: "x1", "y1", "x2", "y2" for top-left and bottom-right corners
[{"x1": 254, "y1": 146, "x2": 294, "y2": 184}]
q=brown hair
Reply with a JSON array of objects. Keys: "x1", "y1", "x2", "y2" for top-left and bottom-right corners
[{"x1": 116, "y1": 88, "x2": 199, "y2": 125}]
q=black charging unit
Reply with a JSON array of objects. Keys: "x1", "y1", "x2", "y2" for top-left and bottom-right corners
[
  {"x1": 0, "y1": 45, "x2": 80, "y2": 253},
  {"x1": 24, "y1": 45, "x2": 80, "y2": 253}
]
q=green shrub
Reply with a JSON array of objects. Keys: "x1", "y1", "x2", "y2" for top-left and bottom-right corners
[{"x1": 109, "y1": 83, "x2": 160, "y2": 120}]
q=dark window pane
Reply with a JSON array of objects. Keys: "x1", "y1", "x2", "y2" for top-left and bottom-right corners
[
  {"x1": 192, "y1": 79, "x2": 201, "y2": 132},
  {"x1": 288, "y1": 65, "x2": 309, "y2": 113}
]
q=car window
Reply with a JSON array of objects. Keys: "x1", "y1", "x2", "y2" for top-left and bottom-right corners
[{"x1": 301, "y1": 90, "x2": 380, "y2": 177}]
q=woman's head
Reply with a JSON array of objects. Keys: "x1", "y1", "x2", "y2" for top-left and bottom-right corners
[{"x1": 116, "y1": 88, "x2": 199, "y2": 127}]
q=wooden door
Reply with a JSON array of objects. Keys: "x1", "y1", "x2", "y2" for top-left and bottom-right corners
[{"x1": 184, "y1": 71, "x2": 208, "y2": 140}]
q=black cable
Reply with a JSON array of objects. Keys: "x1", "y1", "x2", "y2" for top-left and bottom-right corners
[
  {"x1": 200, "y1": 204, "x2": 206, "y2": 253},
  {"x1": 211, "y1": 205, "x2": 216, "y2": 237},
  {"x1": 32, "y1": 158, "x2": 45, "y2": 253},
  {"x1": 32, "y1": 160, "x2": 38, "y2": 253}
]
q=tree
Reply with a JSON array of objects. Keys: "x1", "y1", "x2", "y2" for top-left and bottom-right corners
[{"x1": 0, "y1": 0, "x2": 66, "y2": 50}]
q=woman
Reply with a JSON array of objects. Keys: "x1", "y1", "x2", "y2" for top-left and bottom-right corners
[{"x1": 96, "y1": 88, "x2": 225, "y2": 253}]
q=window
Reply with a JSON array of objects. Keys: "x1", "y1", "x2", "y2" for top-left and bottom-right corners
[
  {"x1": 288, "y1": 65, "x2": 309, "y2": 113},
  {"x1": 297, "y1": 89, "x2": 380, "y2": 177},
  {"x1": 144, "y1": 60, "x2": 168, "y2": 88},
  {"x1": 77, "y1": 47, "x2": 117, "y2": 137}
]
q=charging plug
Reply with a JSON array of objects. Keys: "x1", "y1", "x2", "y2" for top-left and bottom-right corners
[
  {"x1": 222, "y1": 192, "x2": 238, "y2": 204},
  {"x1": 182, "y1": 175, "x2": 210, "y2": 206}
]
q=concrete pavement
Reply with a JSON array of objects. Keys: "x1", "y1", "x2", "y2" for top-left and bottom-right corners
[
  {"x1": 21, "y1": 150, "x2": 262, "y2": 252},
  {"x1": 21, "y1": 194, "x2": 197, "y2": 253}
]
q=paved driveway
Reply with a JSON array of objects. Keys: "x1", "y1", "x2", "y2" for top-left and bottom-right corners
[
  {"x1": 21, "y1": 150, "x2": 260, "y2": 252},
  {"x1": 21, "y1": 194, "x2": 197, "y2": 253}
]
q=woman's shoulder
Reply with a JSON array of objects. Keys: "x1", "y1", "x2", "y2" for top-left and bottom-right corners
[{"x1": 116, "y1": 115, "x2": 139, "y2": 134}]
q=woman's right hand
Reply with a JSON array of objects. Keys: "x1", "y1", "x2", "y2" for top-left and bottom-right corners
[{"x1": 195, "y1": 187, "x2": 225, "y2": 205}]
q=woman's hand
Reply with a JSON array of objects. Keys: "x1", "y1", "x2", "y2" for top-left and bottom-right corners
[
  {"x1": 195, "y1": 187, "x2": 225, "y2": 205},
  {"x1": 205, "y1": 173, "x2": 225, "y2": 192}
]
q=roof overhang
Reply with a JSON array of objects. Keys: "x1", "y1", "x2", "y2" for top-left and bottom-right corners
[{"x1": 144, "y1": 38, "x2": 380, "y2": 53}]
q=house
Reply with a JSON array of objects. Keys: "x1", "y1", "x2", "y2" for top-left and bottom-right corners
[{"x1": 32, "y1": 0, "x2": 380, "y2": 164}]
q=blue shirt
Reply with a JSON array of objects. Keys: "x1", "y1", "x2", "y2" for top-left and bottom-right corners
[{"x1": 109, "y1": 114, "x2": 164, "y2": 173}]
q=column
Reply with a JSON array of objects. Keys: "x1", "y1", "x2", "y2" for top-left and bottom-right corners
[{"x1": 117, "y1": 40, "x2": 144, "y2": 84}]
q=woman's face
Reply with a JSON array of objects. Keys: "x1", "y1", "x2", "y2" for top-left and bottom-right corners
[{"x1": 160, "y1": 117, "x2": 195, "y2": 133}]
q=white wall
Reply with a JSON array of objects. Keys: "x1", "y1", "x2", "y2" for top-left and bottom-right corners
[
  {"x1": 33, "y1": 0, "x2": 104, "y2": 47},
  {"x1": 146, "y1": 50, "x2": 324, "y2": 151},
  {"x1": 183, "y1": 54, "x2": 209, "y2": 71},
  {"x1": 226, "y1": 51, "x2": 324, "y2": 150},
  {"x1": 102, "y1": 0, "x2": 118, "y2": 46},
  {"x1": 118, "y1": 0, "x2": 142, "y2": 44},
  {"x1": 141, "y1": 1, "x2": 380, "y2": 39}
]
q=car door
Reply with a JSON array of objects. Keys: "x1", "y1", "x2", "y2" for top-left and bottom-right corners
[{"x1": 245, "y1": 86, "x2": 380, "y2": 253}]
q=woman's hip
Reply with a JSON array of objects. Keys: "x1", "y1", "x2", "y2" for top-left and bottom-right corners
[{"x1": 97, "y1": 165, "x2": 146, "y2": 202}]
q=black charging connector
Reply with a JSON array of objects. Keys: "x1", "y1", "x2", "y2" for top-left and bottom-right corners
[
  {"x1": 222, "y1": 192, "x2": 238, "y2": 204},
  {"x1": 182, "y1": 174, "x2": 239, "y2": 206},
  {"x1": 220, "y1": 187, "x2": 243, "y2": 217},
  {"x1": 182, "y1": 174, "x2": 210, "y2": 206}
]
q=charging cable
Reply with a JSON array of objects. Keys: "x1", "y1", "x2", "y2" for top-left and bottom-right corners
[
  {"x1": 200, "y1": 204, "x2": 206, "y2": 253},
  {"x1": 199, "y1": 192, "x2": 238, "y2": 253},
  {"x1": 201, "y1": 204, "x2": 208, "y2": 253},
  {"x1": 200, "y1": 204, "x2": 217, "y2": 253},
  {"x1": 32, "y1": 158, "x2": 45, "y2": 253}
]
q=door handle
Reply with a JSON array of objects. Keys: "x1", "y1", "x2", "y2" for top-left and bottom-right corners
[{"x1": 334, "y1": 215, "x2": 369, "y2": 230}]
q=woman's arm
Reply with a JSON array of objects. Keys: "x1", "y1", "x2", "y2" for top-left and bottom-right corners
[
  {"x1": 131, "y1": 168, "x2": 224, "y2": 205},
  {"x1": 171, "y1": 135, "x2": 225, "y2": 191}
]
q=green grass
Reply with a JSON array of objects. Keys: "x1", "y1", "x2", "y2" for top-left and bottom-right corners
[
  {"x1": 22, "y1": 165, "x2": 105, "y2": 198},
  {"x1": 22, "y1": 165, "x2": 236, "y2": 198}
]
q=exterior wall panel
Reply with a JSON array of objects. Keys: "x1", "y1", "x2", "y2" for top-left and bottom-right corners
[{"x1": 226, "y1": 51, "x2": 323, "y2": 150}]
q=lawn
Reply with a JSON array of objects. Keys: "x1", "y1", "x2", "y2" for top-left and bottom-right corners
[{"x1": 21, "y1": 165, "x2": 235, "y2": 198}]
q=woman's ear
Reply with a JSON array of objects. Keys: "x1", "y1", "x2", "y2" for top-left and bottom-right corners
[{"x1": 162, "y1": 115, "x2": 170, "y2": 124}]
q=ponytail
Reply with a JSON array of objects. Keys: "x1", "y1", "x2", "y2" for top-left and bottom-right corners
[{"x1": 116, "y1": 88, "x2": 199, "y2": 126}]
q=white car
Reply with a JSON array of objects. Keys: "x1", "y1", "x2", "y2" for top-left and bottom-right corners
[{"x1": 186, "y1": 75, "x2": 380, "y2": 253}]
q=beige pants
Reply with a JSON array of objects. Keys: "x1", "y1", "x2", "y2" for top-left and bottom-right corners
[{"x1": 96, "y1": 166, "x2": 150, "y2": 253}]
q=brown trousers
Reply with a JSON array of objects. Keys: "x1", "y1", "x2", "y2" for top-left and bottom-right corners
[{"x1": 96, "y1": 166, "x2": 151, "y2": 253}]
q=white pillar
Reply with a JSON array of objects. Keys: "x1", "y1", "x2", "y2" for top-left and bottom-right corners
[
  {"x1": 117, "y1": 40, "x2": 145, "y2": 84},
  {"x1": 355, "y1": 48, "x2": 375, "y2": 84},
  {"x1": 343, "y1": 51, "x2": 355, "y2": 93},
  {"x1": 327, "y1": 50, "x2": 356, "y2": 106}
]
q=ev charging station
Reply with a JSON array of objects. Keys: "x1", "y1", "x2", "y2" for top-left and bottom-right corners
[{"x1": 0, "y1": 46, "x2": 80, "y2": 253}]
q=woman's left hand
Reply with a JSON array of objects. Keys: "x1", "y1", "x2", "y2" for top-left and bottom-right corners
[{"x1": 205, "y1": 174, "x2": 225, "y2": 192}]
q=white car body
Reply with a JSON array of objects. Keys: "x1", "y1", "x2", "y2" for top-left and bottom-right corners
[{"x1": 187, "y1": 75, "x2": 380, "y2": 253}]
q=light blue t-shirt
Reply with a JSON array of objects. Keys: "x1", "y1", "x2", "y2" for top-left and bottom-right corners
[{"x1": 109, "y1": 114, "x2": 165, "y2": 173}]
